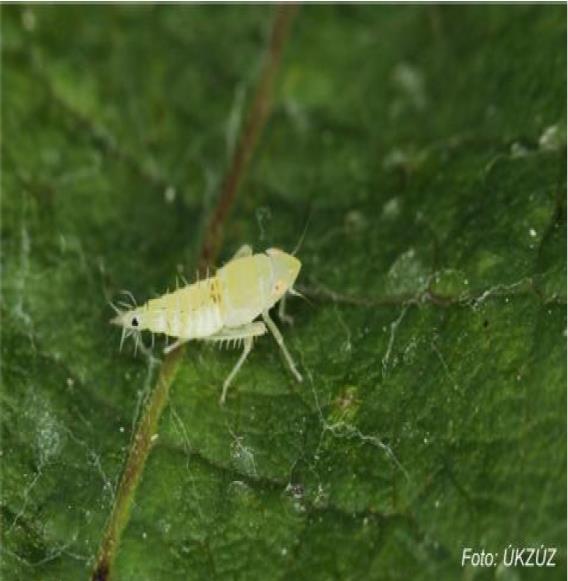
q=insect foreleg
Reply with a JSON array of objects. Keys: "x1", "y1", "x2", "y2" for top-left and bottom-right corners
[
  {"x1": 262, "y1": 310, "x2": 303, "y2": 383},
  {"x1": 278, "y1": 294, "x2": 294, "y2": 325}
]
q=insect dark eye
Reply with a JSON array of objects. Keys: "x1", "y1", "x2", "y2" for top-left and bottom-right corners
[{"x1": 131, "y1": 317, "x2": 139, "y2": 327}]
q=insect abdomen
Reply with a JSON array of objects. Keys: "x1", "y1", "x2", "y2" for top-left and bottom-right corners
[
  {"x1": 145, "y1": 277, "x2": 224, "y2": 339},
  {"x1": 186, "y1": 304, "x2": 223, "y2": 338}
]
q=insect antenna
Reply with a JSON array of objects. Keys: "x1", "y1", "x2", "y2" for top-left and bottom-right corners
[
  {"x1": 120, "y1": 327, "x2": 130, "y2": 352},
  {"x1": 120, "y1": 289, "x2": 138, "y2": 308},
  {"x1": 109, "y1": 300, "x2": 123, "y2": 316},
  {"x1": 292, "y1": 211, "x2": 312, "y2": 257},
  {"x1": 133, "y1": 332, "x2": 142, "y2": 355},
  {"x1": 288, "y1": 287, "x2": 313, "y2": 306},
  {"x1": 137, "y1": 330, "x2": 148, "y2": 352}
]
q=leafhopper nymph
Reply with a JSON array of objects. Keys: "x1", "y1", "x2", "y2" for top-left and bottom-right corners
[{"x1": 111, "y1": 245, "x2": 303, "y2": 404}]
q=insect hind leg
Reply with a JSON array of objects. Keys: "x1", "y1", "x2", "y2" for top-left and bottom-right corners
[{"x1": 262, "y1": 310, "x2": 303, "y2": 383}]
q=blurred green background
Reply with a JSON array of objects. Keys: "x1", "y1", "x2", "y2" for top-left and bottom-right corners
[{"x1": 2, "y1": 5, "x2": 566, "y2": 580}]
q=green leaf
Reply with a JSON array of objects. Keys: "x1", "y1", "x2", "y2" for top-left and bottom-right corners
[{"x1": 2, "y1": 5, "x2": 566, "y2": 580}]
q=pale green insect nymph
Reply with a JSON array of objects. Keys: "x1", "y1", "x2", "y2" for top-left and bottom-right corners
[{"x1": 111, "y1": 245, "x2": 303, "y2": 404}]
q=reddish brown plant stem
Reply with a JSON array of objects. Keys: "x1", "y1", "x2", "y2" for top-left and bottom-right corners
[
  {"x1": 92, "y1": 6, "x2": 297, "y2": 580},
  {"x1": 201, "y1": 5, "x2": 298, "y2": 267}
]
